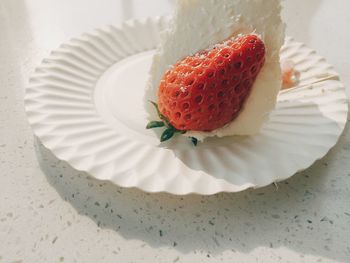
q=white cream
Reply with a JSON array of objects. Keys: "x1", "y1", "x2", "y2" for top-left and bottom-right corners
[{"x1": 145, "y1": 0, "x2": 285, "y2": 140}]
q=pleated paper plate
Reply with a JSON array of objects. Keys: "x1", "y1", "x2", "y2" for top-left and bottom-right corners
[{"x1": 24, "y1": 17, "x2": 348, "y2": 195}]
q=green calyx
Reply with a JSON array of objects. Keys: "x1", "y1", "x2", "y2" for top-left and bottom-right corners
[
  {"x1": 160, "y1": 128, "x2": 175, "y2": 142},
  {"x1": 146, "y1": 121, "x2": 165, "y2": 129},
  {"x1": 190, "y1": 137, "x2": 198, "y2": 146},
  {"x1": 146, "y1": 101, "x2": 199, "y2": 145}
]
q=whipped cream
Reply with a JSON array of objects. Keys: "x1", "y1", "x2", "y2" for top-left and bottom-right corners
[{"x1": 145, "y1": 0, "x2": 285, "y2": 140}]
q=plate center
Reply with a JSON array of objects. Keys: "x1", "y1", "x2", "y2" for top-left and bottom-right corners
[{"x1": 95, "y1": 50, "x2": 157, "y2": 142}]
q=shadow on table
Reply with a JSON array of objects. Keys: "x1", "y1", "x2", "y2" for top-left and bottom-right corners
[{"x1": 35, "y1": 110, "x2": 350, "y2": 262}]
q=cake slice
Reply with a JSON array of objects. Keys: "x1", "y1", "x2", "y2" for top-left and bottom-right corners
[{"x1": 145, "y1": 0, "x2": 285, "y2": 142}]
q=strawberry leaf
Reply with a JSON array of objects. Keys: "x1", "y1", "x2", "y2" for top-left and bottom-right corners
[
  {"x1": 149, "y1": 101, "x2": 170, "y2": 125},
  {"x1": 190, "y1": 137, "x2": 198, "y2": 146},
  {"x1": 148, "y1": 101, "x2": 188, "y2": 143},
  {"x1": 160, "y1": 128, "x2": 175, "y2": 142},
  {"x1": 149, "y1": 101, "x2": 162, "y2": 118},
  {"x1": 146, "y1": 121, "x2": 165, "y2": 129}
]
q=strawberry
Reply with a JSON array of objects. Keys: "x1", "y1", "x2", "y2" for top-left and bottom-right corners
[{"x1": 147, "y1": 34, "x2": 266, "y2": 143}]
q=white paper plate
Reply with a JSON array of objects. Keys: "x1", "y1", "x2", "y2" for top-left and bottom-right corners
[{"x1": 24, "y1": 17, "x2": 348, "y2": 195}]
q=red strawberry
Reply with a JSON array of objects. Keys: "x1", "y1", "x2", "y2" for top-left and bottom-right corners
[{"x1": 147, "y1": 34, "x2": 266, "y2": 143}]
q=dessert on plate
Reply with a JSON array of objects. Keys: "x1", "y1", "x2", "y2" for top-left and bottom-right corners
[
  {"x1": 145, "y1": 0, "x2": 285, "y2": 143},
  {"x1": 23, "y1": 0, "x2": 347, "y2": 194}
]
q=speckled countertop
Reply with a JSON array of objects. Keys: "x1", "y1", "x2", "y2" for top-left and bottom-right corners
[{"x1": 0, "y1": 0, "x2": 349, "y2": 262}]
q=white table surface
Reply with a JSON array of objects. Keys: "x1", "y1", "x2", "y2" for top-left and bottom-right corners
[{"x1": 1, "y1": 0, "x2": 350, "y2": 262}]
